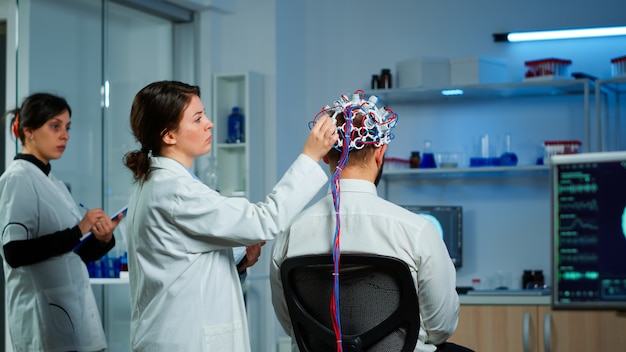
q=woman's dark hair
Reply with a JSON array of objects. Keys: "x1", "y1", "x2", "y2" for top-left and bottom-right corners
[
  {"x1": 124, "y1": 80, "x2": 201, "y2": 183},
  {"x1": 3, "y1": 93, "x2": 72, "y2": 144}
]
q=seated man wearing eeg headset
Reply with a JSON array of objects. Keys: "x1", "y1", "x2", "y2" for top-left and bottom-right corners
[{"x1": 270, "y1": 90, "x2": 473, "y2": 352}]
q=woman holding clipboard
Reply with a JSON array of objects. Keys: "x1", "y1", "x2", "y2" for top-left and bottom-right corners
[{"x1": 0, "y1": 93, "x2": 122, "y2": 352}]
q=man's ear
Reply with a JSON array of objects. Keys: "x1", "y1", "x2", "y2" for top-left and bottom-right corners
[
  {"x1": 374, "y1": 144, "x2": 387, "y2": 167},
  {"x1": 162, "y1": 130, "x2": 177, "y2": 146}
]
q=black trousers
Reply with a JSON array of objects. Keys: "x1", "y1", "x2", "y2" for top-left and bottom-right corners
[{"x1": 437, "y1": 342, "x2": 475, "y2": 352}]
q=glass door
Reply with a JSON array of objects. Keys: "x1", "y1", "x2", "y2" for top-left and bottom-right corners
[
  {"x1": 8, "y1": 1, "x2": 186, "y2": 350},
  {"x1": 101, "y1": 4, "x2": 175, "y2": 350},
  {"x1": 103, "y1": 1, "x2": 175, "y2": 216},
  {"x1": 101, "y1": 0, "x2": 175, "y2": 268},
  {"x1": 13, "y1": 0, "x2": 178, "y2": 217},
  {"x1": 23, "y1": 0, "x2": 104, "y2": 210}
]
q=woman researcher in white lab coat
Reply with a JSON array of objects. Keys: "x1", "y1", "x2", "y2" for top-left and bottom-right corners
[
  {"x1": 0, "y1": 93, "x2": 123, "y2": 352},
  {"x1": 123, "y1": 80, "x2": 338, "y2": 352}
]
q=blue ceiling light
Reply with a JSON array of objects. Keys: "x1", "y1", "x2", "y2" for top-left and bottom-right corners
[{"x1": 493, "y1": 25, "x2": 626, "y2": 42}]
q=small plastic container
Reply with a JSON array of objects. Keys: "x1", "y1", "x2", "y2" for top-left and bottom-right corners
[
  {"x1": 524, "y1": 58, "x2": 572, "y2": 80},
  {"x1": 371, "y1": 74, "x2": 380, "y2": 90},
  {"x1": 409, "y1": 152, "x2": 421, "y2": 169},
  {"x1": 532, "y1": 270, "x2": 545, "y2": 288},
  {"x1": 611, "y1": 55, "x2": 626, "y2": 78},
  {"x1": 378, "y1": 68, "x2": 392, "y2": 89},
  {"x1": 522, "y1": 270, "x2": 534, "y2": 289},
  {"x1": 543, "y1": 140, "x2": 581, "y2": 164}
]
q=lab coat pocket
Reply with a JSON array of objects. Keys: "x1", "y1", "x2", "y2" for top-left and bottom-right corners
[
  {"x1": 203, "y1": 321, "x2": 246, "y2": 352},
  {"x1": 42, "y1": 286, "x2": 79, "y2": 334}
]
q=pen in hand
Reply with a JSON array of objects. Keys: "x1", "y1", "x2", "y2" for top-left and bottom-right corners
[{"x1": 79, "y1": 203, "x2": 89, "y2": 211}]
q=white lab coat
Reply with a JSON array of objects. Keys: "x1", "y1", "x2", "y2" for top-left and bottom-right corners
[
  {"x1": 0, "y1": 159, "x2": 107, "y2": 352},
  {"x1": 126, "y1": 154, "x2": 328, "y2": 352}
]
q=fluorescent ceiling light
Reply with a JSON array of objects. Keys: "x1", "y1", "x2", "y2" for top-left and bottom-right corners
[
  {"x1": 441, "y1": 89, "x2": 464, "y2": 96},
  {"x1": 494, "y1": 25, "x2": 626, "y2": 42}
]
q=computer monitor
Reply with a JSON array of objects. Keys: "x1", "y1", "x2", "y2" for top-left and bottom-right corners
[
  {"x1": 551, "y1": 151, "x2": 626, "y2": 310},
  {"x1": 401, "y1": 205, "x2": 463, "y2": 268}
]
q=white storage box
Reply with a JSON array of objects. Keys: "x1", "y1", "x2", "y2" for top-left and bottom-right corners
[
  {"x1": 396, "y1": 57, "x2": 450, "y2": 88},
  {"x1": 450, "y1": 56, "x2": 507, "y2": 86}
]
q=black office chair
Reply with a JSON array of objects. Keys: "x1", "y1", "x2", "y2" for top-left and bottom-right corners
[{"x1": 280, "y1": 254, "x2": 420, "y2": 352}]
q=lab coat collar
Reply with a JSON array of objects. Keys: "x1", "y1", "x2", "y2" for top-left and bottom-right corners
[
  {"x1": 151, "y1": 156, "x2": 200, "y2": 180},
  {"x1": 15, "y1": 153, "x2": 51, "y2": 176}
]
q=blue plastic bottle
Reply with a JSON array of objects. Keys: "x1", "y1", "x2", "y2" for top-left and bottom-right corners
[{"x1": 227, "y1": 107, "x2": 244, "y2": 143}]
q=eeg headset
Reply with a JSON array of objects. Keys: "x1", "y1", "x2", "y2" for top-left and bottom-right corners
[{"x1": 311, "y1": 90, "x2": 398, "y2": 152}]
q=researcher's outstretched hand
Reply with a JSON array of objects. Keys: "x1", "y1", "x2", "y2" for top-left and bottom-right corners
[
  {"x1": 237, "y1": 241, "x2": 266, "y2": 273},
  {"x1": 302, "y1": 114, "x2": 339, "y2": 162}
]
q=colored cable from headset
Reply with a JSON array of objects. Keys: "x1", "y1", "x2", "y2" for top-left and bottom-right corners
[{"x1": 310, "y1": 90, "x2": 398, "y2": 352}]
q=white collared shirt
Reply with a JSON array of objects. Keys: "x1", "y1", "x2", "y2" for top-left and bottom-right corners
[{"x1": 271, "y1": 178, "x2": 460, "y2": 352}]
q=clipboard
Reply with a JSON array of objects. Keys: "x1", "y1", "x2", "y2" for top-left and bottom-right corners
[{"x1": 73, "y1": 205, "x2": 128, "y2": 252}]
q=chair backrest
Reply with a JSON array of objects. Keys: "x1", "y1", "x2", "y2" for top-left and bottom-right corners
[{"x1": 280, "y1": 254, "x2": 420, "y2": 352}]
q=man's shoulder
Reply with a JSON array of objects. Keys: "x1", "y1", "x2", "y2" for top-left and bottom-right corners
[
  {"x1": 362, "y1": 196, "x2": 426, "y2": 220},
  {"x1": 296, "y1": 195, "x2": 425, "y2": 224}
]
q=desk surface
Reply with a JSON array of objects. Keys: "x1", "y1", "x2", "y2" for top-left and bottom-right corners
[
  {"x1": 460, "y1": 294, "x2": 550, "y2": 305},
  {"x1": 90, "y1": 272, "x2": 129, "y2": 285},
  {"x1": 91, "y1": 276, "x2": 552, "y2": 305}
]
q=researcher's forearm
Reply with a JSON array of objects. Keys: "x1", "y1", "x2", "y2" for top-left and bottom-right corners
[{"x1": 3, "y1": 226, "x2": 81, "y2": 267}]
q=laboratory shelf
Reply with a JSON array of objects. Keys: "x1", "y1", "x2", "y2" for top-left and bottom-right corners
[
  {"x1": 382, "y1": 165, "x2": 550, "y2": 181},
  {"x1": 211, "y1": 72, "x2": 264, "y2": 201},
  {"x1": 459, "y1": 294, "x2": 550, "y2": 306},
  {"x1": 216, "y1": 142, "x2": 247, "y2": 149},
  {"x1": 369, "y1": 78, "x2": 594, "y2": 152},
  {"x1": 368, "y1": 78, "x2": 592, "y2": 104},
  {"x1": 90, "y1": 271, "x2": 129, "y2": 285},
  {"x1": 595, "y1": 76, "x2": 626, "y2": 151},
  {"x1": 90, "y1": 277, "x2": 129, "y2": 285},
  {"x1": 596, "y1": 76, "x2": 626, "y2": 93}
]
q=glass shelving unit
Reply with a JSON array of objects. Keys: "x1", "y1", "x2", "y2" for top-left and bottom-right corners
[
  {"x1": 383, "y1": 164, "x2": 550, "y2": 180},
  {"x1": 595, "y1": 76, "x2": 626, "y2": 151},
  {"x1": 369, "y1": 78, "x2": 593, "y2": 153},
  {"x1": 368, "y1": 78, "x2": 592, "y2": 103},
  {"x1": 371, "y1": 79, "x2": 594, "y2": 201},
  {"x1": 210, "y1": 72, "x2": 264, "y2": 201}
]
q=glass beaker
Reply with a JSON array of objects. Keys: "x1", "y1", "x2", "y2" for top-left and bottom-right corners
[
  {"x1": 500, "y1": 133, "x2": 518, "y2": 166},
  {"x1": 419, "y1": 140, "x2": 437, "y2": 168}
]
